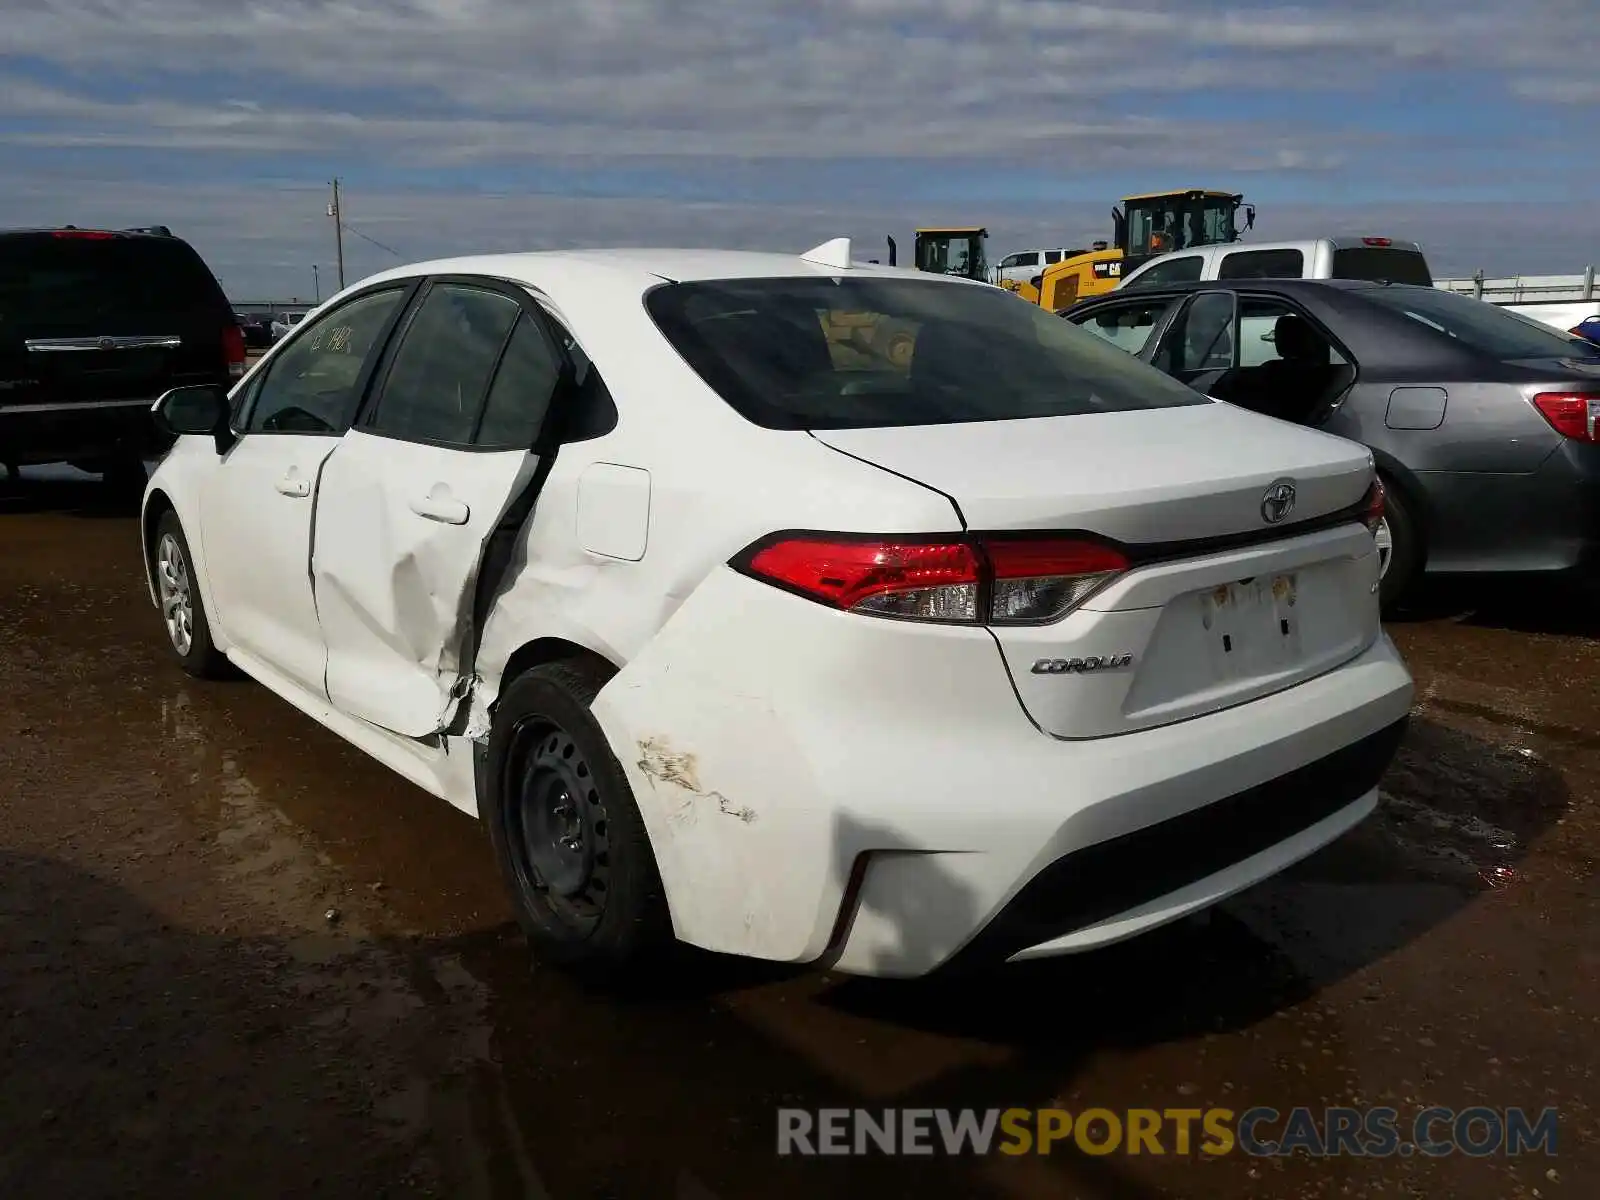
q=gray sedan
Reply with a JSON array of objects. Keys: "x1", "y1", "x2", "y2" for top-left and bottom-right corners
[{"x1": 1062, "y1": 279, "x2": 1600, "y2": 609}]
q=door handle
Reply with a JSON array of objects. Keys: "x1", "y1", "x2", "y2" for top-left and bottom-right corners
[
  {"x1": 274, "y1": 471, "x2": 310, "y2": 498},
  {"x1": 409, "y1": 485, "x2": 470, "y2": 525}
]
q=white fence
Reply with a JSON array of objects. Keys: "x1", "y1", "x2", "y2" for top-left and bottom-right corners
[{"x1": 1435, "y1": 269, "x2": 1598, "y2": 304}]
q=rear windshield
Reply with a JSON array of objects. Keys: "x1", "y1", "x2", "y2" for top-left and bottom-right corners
[
  {"x1": 1330, "y1": 247, "x2": 1433, "y2": 286},
  {"x1": 1360, "y1": 285, "x2": 1600, "y2": 361},
  {"x1": 645, "y1": 275, "x2": 1210, "y2": 430},
  {"x1": 0, "y1": 234, "x2": 228, "y2": 329}
]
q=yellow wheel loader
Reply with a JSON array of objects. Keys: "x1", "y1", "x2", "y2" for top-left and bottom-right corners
[
  {"x1": 1009, "y1": 190, "x2": 1255, "y2": 311},
  {"x1": 817, "y1": 226, "x2": 992, "y2": 368}
]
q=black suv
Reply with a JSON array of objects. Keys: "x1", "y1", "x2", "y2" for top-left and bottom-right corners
[{"x1": 1, "y1": 227, "x2": 245, "y2": 488}]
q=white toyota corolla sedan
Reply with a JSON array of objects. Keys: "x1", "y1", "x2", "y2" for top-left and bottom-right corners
[{"x1": 140, "y1": 239, "x2": 1413, "y2": 979}]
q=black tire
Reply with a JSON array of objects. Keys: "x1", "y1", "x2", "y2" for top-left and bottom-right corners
[
  {"x1": 152, "y1": 510, "x2": 231, "y2": 679},
  {"x1": 101, "y1": 455, "x2": 148, "y2": 497},
  {"x1": 485, "y1": 659, "x2": 672, "y2": 977},
  {"x1": 1377, "y1": 476, "x2": 1423, "y2": 615}
]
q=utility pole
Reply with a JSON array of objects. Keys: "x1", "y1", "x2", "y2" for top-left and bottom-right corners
[
  {"x1": 312, "y1": 264, "x2": 321, "y2": 302},
  {"x1": 327, "y1": 178, "x2": 345, "y2": 291}
]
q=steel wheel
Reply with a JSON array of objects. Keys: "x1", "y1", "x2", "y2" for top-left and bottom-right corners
[
  {"x1": 1374, "y1": 516, "x2": 1394, "y2": 580},
  {"x1": 505, "y1": 719, "x2": 611, "y2": 935},
  {"x1": 155, "y1": 531, "x2": 194, "y2": 656}
]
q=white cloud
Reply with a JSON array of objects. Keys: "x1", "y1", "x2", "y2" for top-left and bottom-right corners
[
  {"x1": 1, "y1": 1, "x2": 1595, "y2": 294},
  {"x1": 1, "y1": 1, "x2": 1594, "y2": 163}
]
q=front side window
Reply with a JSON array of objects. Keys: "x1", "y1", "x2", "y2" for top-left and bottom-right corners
[
  {"x1": 646, "y1": 276, "x2": 1208, "y2": 430},
  {"x1": 366, "y1": 284, "x2": 521, "y2": 445},
  {"x1": 1071, "y1": 299, "x2": 1177, "y2": 356},
  {"x1": 245, "y1": 287, "x2": 407, "y2": 434}
]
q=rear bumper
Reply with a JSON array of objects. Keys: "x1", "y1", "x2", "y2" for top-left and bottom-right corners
[
  {"x1": 937, "y1": 717, "x2": 1404, "y2": 971},
  {"x1": 0, "y1": 398, "x2": 172, "y2": 466},
  {"x1": 590, "y1": 568, "x2": 1414, "y2": 978}
]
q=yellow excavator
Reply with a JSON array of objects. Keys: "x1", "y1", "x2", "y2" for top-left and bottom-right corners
[{"x1": 1007, "y1": 189, "x2": 1255, "y2": 311}]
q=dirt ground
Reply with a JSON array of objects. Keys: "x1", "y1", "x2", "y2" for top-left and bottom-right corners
[{"x1": 1, "y1": 468, "x2": 1595, "y2": 1199}]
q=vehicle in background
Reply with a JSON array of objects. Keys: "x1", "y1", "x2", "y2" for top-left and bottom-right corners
[
  {"x1": 269, "y1": 312, "x2": 307, "y2": 342},
  {"x1": 1063, "y1": 278, "x2": 1600, "y2": 611},
  {"x1": 234, "y1": 312, "x2": 272, "y2": 351},
  {"x1": 139, "y1": 239, "x2": 1409, "y2": 980},
  {"x1": 994, "y1": 247, "x2": 1089, "y2": 288},
  {"x1": 1013, "y1": 189, "x2": 1256, "y2": 311},
  {"x1": 1571, "y1": 315, "x2": 1600, "y2": 348},
  {"x1": 0, "y1": 226, "x2": 244, "y2": 488},
  {"x1": 883, "y1": 227, "x2": 990, "y2": 283},
  {"x1": 1503, "y1": 299, "x2": 1600, "y2": 335},
  {"x1": 1118, "y1": 236, "x2": 1434, "y2": 292}
]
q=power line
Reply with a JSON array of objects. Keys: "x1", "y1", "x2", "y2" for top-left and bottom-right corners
[{"x1": 339, "y1": 220, "x2": 406, "y2": 260}]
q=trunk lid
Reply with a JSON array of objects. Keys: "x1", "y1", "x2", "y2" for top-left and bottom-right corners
[
  {"x1": 812, "y1": 403, "x2": 1373, "y2": 541},
  {"x1": 814, "y1": 404, "x2": 1383, "y2": 738}
]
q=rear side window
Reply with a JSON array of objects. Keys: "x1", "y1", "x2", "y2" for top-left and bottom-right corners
[
  {"x1": 1218, "y1": 248, "x2": 1306, "y2": 280},
  {"x1": 1124, "y1": 254, "x2": 1203, "y2": 289},
  {"x1": 1331, "y1": 248, "x2": 1433, "y2": 286},
  {"x1": 645, "y1": 275, "x2": 1209, "y2": 430},
  {"x1": 368, "y1": 284, "x2": 521, "y2": 445},
  {"x1": 0, "y1": 235, "x2": 227, "y2": 330},
  {"x1": 474, "y1": 313, "x2": 562, "y2": 449}
]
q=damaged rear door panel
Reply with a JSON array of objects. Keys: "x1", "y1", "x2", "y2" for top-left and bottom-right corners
[{"x1": 312, "y1": 281, "x2": 568, "y2": 739}]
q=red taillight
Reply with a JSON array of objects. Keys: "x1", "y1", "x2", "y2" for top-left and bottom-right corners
[
  {"x1": 52, "y1": 229, "x2": 116, "y2": 240},
  {"x1": 745, "y1": 537, "x2": 982, "y2": 621},
  {"x1": 1362, "y1": 478, "x2": 1386, "y2": 533},
  {"x1": 1531, "y1": 392, "x2": 1600, "y2": 443},
  {"x1": 1362, "y1": 237, "x2": 1393, "y2": 247},
  {"x1": 738, "y1": 535, "x2": 1128, "y2": 624},
  {"x1": 222, "y1": 323, "x2": 247, "y2": 377}
]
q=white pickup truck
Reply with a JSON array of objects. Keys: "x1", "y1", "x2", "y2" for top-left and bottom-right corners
[
  {"x1": 1117, "y1": 236, "x2": 1596, "y2": 334},
  {"x1": 1117, "y1": 236, "x2": 1435, "y2": 291}
]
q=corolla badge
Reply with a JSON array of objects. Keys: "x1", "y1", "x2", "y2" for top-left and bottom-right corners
[
  {"x1": 1030, "y1": 654, "x2": 1134, "y2": 675},
  {"x1": 1260, "y1": 478, "x2": 1297, "y2": 525}
]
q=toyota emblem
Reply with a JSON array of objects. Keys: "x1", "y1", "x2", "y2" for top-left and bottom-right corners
[
  {"x1": 97, "y1": 337, "x2": 116, "y2": 351},
  {"x1": 1260, "y1": 478, "x2": 1297, "y2": 524}
]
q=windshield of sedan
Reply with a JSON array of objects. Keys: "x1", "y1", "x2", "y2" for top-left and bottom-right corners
[
  {"x1": 644, "y1": 275, "x2": 1211, "y2": 430},
  {"x1": 1360, "y1": 285, "x2": 1600, "y2": 361}
]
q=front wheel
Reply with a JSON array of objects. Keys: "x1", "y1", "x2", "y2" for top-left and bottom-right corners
[
  {"x1": 153, "y1": 511, "x2": 231, "y2": 678},
  {"x1": 485, "y1": 659, "x2": 672, "y2": 977}
]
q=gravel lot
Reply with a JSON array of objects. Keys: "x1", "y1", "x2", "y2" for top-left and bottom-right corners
[{"x1": 1, "y1": 467, "x2": 1595, "y2": 1199}]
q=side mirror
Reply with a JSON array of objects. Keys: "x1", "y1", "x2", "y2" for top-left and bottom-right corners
[{"x1": 153, "y1": 385, "x2": 235, "y2": 455}]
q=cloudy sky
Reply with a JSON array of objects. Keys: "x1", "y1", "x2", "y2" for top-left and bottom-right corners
[{"x1": 1, "y1": 0, "x2": 1592, "y2": 300}]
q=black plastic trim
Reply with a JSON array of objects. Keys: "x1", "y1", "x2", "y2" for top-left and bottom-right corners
[{"x1": 939, "y1": 716, "x2": 1409, "y2": 972}]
